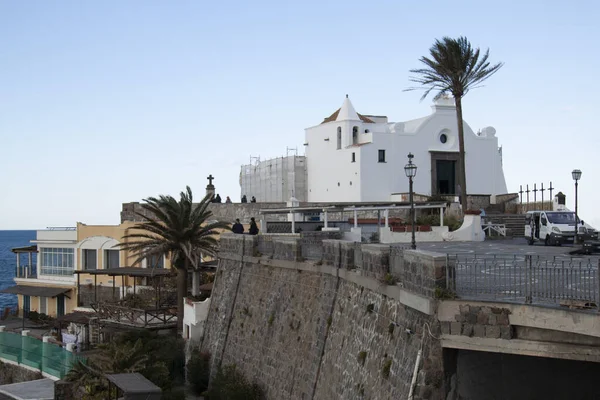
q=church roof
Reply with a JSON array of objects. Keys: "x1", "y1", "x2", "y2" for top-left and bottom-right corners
[
  {"x1": 321, "y1": 109, "x2": 374, "y2": 124},
  {"x1": 321, "y1": 96, "x2": 374, "y2": 124}
]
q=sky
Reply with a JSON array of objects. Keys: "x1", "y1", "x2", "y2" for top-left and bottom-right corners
[{"x1": 1, "y1": 0, "x2": 599, "y2": 230}]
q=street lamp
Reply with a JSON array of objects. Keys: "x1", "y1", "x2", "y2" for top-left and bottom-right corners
[
  {"x1": 404, "y1": 153, "x2": 418, "y2": 250},
  {"x1": 572, "y1": 169, "x2": 582, "y2": 244}
]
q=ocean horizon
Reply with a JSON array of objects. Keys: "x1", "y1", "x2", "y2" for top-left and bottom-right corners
[{"x1": 0, "y1": 230, "x2": 36, "y2": 310}]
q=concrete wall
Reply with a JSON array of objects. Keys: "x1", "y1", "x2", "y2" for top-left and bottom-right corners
[{"x1": 200, "y1": 234, "x2": 446, "y2": 400}]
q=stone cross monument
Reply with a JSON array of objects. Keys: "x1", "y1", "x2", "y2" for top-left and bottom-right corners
[{"x1": 206, "y1": 174, "x2": 215, "y2": 199}]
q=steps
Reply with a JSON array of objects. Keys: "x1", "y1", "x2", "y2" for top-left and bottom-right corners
[{"x1": 482, "y1": 214, "x2": 526, "y2": 237}]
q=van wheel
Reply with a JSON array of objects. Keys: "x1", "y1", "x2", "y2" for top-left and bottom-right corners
[{"x1": 544, "y1": 235, "x2": 550, "y2": 246}]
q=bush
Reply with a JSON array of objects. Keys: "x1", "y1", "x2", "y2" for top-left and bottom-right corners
[
  {"x1": 205, "y1": 364, "x2": 264, "y2": 400},
  {"x1": 162, "y1": 388, "x2": 186, "y2": 400},
  {"x1": 187, "y1": 350, "x2": 211, "y2": 395},
  {"x1": 114, "y1": 331, "x2": 186, "y2": 389},
  {"x1": 444, "y1": 215, "x2": 462, "y2": 232}
]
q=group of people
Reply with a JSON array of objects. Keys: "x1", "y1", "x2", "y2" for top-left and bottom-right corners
[
  {"x1": 232, "y1": 217, "x2": 259, "y2": 235},
  {"x1": 241, "y1": 195, "x2": 256, "y2": 203},
  {"x1": 212, "y1": 194, "x2": 256, "y2": 204},
  {"x1": 211, "y1": 194, "x2": 232, "y2": 203}
]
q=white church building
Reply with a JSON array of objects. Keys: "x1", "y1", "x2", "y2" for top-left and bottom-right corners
[
  {"x1": 240, "y1": 95, "x2": 508, "y2": 203},
  {"x1": 305, "y1": 96, "x2": 507, "y2": 202}
]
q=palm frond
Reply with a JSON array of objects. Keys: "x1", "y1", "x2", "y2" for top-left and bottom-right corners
[{"x1": 405, "y1": 36, "x2": 503, "y2": 100}]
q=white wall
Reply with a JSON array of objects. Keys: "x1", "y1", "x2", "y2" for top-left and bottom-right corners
[
  {"x1": 305, "y1": 121, "x2": 363, "y2": 202},
  {"x1": 36, "y1": 229, "x2": 77, "y2": 242},
  {"x1": 379, "y1": 226, "x2": 449, "y2": 244},
  {"x1": 183, "y1": 297, "x2": 211, "y2": 342}
]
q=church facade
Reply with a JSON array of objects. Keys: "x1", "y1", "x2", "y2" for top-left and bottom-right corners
[{"x1": 304, "y1": 96, "x2": 508, "y2": 202}]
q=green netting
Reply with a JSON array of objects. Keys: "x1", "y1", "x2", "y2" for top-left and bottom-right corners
[{"x1": 0, "y1": 332, "x2": 85, "y2": 379}]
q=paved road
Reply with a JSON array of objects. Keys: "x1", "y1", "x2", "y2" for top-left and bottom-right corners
[{"x1": 418, "y1": 238, "x2": 598, "y2": 260}]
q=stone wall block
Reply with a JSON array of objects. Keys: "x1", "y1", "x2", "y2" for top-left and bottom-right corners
[
  {"x1": 450, "y1": 322, "x2": 462, "y2": 335},
  {"x1": 476, "y1": 312, "x2": 489, "y2": 325},
  {"x1": 461, "y1": 324, "x2": 474, "y2": 337},
  {"x1": 243, "y1": 234, "x2": 258, "y2": 256},
  {"x1": 322, "y1": 240, "x2": 340, "y2": 266},
  {"x1": 473, "y1": 325, "x2": 486, "y2": 338},
  {"x1": 485, "y1": 326, "x2": 501, "y2": 339},
  {"x1": 273, "y1": 237, "x2": 303, "y2": 261},
  {"x1": 496, "y1": 313, "x2": 510, "y2": 326},
  {"x1": 500, "y1": 326, "x2": 513, "y2": 340}
]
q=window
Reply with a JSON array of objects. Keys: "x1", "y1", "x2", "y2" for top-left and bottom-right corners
[
  {"x1": 23, "y1": 296, "x2": 30, "y2": 317},
  {"x1": 337, "y1": 127, "x2": 342, "y2": 150},
  {"x1": 352, "y1": 126, "x2": 358, "y2": 144},
  {"x1": 39, "y1": 297, "x2": 47, "y2": 314},
  {"x1": 440, "y1": 133, "x2": 448, "y2": 144},
  {"x1": 378, "y1": 150, "x2": 386, "y2": 163},
  {"x1": 83, "y1": 249, "x2": 97, "y2": 270},
  {"x1": 105, "y1": 250, "x2": 120, "y2": 269},
  {"x1": 351, "y1": 152, "x2": 356, "y2": 162},
  {"x1": 147, "y1": 254, "x2": 164, "y2": 269},
  {"x1": 40, "y1": 248, "x2": 74, "y2": 276}
]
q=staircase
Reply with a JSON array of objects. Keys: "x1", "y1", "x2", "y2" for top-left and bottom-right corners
[{"x1": 482, "y1": 213, "x2": 526, "y2": 237}]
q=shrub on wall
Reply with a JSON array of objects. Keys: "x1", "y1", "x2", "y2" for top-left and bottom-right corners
[
  {"x1": 205, "y1": 364, "x2": 264, "y2": 400},
  {"x1": 187, "y1": 350, "x2": 211, "y2": 395}
]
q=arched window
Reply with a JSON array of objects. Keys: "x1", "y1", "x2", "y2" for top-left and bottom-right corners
[
  {"x1": 352, "y1": 126, "x2": 358, "y2": 145},
  {"x1": 337, "y1": 127, "x2": 342, "y2": 150}
]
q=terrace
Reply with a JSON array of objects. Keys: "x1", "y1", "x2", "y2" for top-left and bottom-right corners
[{"x1": 75, "y1": 267, "x2": 177, "y2": 330}]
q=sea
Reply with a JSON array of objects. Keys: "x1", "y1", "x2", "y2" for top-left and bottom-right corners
[{"x1": 0, "y1": 230, "x2": 36, "y2": 310}]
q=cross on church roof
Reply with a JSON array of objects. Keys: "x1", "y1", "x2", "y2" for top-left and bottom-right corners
[{"x1": 207, "y1": 174, "x2": 215, "y2": 185}]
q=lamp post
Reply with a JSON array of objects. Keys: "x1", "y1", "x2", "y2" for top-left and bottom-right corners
[
  {"x1": 404, "y1": 153, "x2": 418, "y2": 250},
  {"x1": 571, "y1": 169, "x2": 582, "y2": 244}
]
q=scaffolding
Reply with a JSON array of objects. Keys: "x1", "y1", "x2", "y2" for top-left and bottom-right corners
[{"x1": 240, "y1": 154, "x2": 307, "y2": 202}]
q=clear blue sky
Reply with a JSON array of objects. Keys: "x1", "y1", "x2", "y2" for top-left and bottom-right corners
[{"x1": 1, "y1": 0, "x2": 599, "y2": 230}]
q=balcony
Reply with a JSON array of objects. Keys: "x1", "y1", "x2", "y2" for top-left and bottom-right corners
[{"x1": 15, "y1": 265, "x2": 37, "y2": 279}]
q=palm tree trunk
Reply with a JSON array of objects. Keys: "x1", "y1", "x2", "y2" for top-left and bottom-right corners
[
  {"x1": 177, "y1": 260, "x2": 188, "y2": 335},
  {"x1": 455, "y1": 96, "x2": 468, "y2": 212}
]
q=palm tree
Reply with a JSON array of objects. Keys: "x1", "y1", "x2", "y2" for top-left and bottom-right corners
[
  {"x1": 407, "y1": 36, "x2": 503, "y2": 212},
  {"x1": 119, "y1": 186, "x2": 230, "y2": 332}
]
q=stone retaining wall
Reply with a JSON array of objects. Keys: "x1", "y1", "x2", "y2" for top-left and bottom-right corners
[{"x1": 201, "y1": 234, "x2": 447, "y2": 400}]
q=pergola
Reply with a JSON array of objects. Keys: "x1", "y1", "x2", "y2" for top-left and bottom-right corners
[
  {"x1": 75, "y1": 267, "x2": 177, "y2": 329},
  {"x1": 258, "y1": 202, "x2": 448, "y2": 233}
]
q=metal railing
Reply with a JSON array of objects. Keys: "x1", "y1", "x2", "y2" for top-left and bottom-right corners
[
  {"x1": 91, "y1": 303, "x2": 177, "y2": 327},
  {"x1": 446, "y1": 254, "x2": 600, "y2": 310},
  {"x1": 15, "y1": 265, "x2": 37, "y2": 279},
  {"x1": 0, "y1": 332, "x2": 85, "y2": 379}
]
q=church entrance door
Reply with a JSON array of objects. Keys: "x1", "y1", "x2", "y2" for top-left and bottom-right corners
[
  {"x1": 430, "y1": 151, "x2": 460, "y2": 196},
  {"x1": 436, "y1": 160, "x2": 456, "y2": 195}
]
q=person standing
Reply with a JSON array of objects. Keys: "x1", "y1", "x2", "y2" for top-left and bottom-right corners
[
  {"x1": 226, "y1": 196, "x2": 232, "y2": 204},
  {"x1": 249, "y1": 217, "x2": 259, "y2": 235},
  {"x1": 232, "y1": 219, "x2": 244, "y2": 234}
]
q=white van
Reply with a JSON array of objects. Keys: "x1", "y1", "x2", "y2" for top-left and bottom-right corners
[{"x1": 524, "y1": 211, "x2": 579, "y2": 246}]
